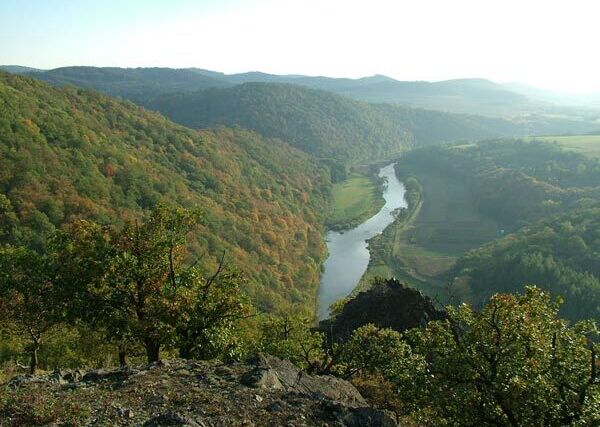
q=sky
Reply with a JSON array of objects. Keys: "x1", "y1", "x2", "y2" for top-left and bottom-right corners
[{"x1": 1, "y1": 0, "x2": 600, "y2": 93}]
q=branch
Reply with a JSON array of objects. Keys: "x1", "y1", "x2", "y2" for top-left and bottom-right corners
[{"x1": 203, "y1": 250, "x2": 226, "y2": 293}]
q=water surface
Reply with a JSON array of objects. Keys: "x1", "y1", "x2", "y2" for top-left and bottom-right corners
[{"x1": 317, "y1": 163, "x2": 407, "y2": 319}]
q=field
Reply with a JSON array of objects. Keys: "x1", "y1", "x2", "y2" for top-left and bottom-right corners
[
  {"x1": 359, "y1": 165, "x2": 500, "y2": 302},
  {"x1": 326, "y1": 173, "x2": 385, "y2": 230},
  {"x1": 529, "y1": 135, "x2": 600, "y2": 159}
]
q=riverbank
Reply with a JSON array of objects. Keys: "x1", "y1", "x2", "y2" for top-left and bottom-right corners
[
  {"x1": 317, "y1": 164, "x2": 406, "y2": 319},
  {"x1": 325, "y1": 173, "x2": 385, "y2": 231},
  {"x1": 357, "y1": 161, "x2": 499, "y2": 303}
]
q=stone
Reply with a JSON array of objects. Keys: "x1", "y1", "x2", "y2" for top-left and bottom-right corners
[
  {"x1": 143, "y1": 411, "x2": 205, "y2": 427},
  {"x1": 242, "y1": 354, "x2": 366, "y2": 407}
]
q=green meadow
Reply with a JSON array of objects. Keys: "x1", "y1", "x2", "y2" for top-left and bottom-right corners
[
  {"x1": 326, "y1": 173, "x2": 385, "y2": 230},
  {"x1": 360, "y1": 165, "x2": 499, "y2": 300},
  {"x1": 529, "y1": 134, "x2": 600, "y2": 159}
]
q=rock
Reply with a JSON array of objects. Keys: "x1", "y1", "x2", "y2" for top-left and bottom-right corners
[
  {"x1": 2, "y1": 357, "x2": 397, "y2": 426},
  {"x1": 143, "y1": 411, "x2": 204, "y2": 427},
  {"x1": 118, "y1": 407, "x2": 134, "y2": 418},
  {"x1": 242, "y1": 354, "x2": 366, "y2": 407},
  {"x1": 343, "y1": 407, "x2": 398, "y2": 427},
  {"x1": 49, "y1": 369, "x2": 69, "y2": 384},
  {"x1": 82, "y1": 366, "x2": 137, "y2": 383},
  {"x1": 320, "y1": 278, "x2": 446, "y2": 342},
  {"x1": 48, "y1": 368, "x2": 83, "y2": 384}
]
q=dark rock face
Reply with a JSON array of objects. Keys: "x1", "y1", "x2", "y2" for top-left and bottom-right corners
[{"x1": 320, "y1": 278, "x2": 446, "y2": 342}]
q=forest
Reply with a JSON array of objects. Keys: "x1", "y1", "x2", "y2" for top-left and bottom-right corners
[
  {"x1": 368, "y1": 139, "x2": 600, "y2": 323},
  {"x1": 0, "y1": 71, "x2": 331, "y2": 311}
]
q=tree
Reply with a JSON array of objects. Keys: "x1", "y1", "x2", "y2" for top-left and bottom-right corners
[
  {"x1": 403, "y1": 286, "x2": 599, "y2": 426},
  {"x1": 175, "y1": 264, "x2": 252, "y2": 360},
  {"x1": 65, "y1": 205, "x2": 200, "y2": 363},
  {"x1": 0, "y1": 246, "x2": 63, "y2": 374},
  {"x1": 256, "y1": 313, "x2": 325, "y2": 371}
]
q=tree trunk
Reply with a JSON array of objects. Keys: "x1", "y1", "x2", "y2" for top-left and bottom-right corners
[
  {"x1": 145, "y1": 339, "x2": 160, "y2": 363},
  {"x1": 118, "y1": 348, "x2": 127, "y2": 367},
  {"x1": 29, "y1": 344, "x2": 39, "y2": 375}
]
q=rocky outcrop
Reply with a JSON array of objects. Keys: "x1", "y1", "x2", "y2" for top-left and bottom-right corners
[
  {"x1": 320, "y1": 278, "x2": 446, "y2": 342},
  {"x1": 2, "y1": 356, "x2": 397, "y2": 426}
]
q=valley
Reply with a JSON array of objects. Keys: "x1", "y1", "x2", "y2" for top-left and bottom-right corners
[
  {"x1": 359, "y1": 164, "x2": 500, "y2": 302},
  {"x1": 317, "y1": 164, "x2": 406, "y2": 319},
  {"x1": 3, "y1": 1, "x2": 600, "y2": 423}
]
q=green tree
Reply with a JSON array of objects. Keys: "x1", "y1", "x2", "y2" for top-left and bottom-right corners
[
  {"x1": 256, "y1": 313, "x2": 325, "y2": 371},
  {"x1": 0, "y1": 247, "x2": 63, "y2": 374},
  {"x1": 174, "y1": 264, "x2": 252, "y2": 360},
  {"x1": 66, "y1": 205, "x2": 200, "y2": 363},
  {"x1": 403, "y1": 286, "x2": 599, "y2": 426}
]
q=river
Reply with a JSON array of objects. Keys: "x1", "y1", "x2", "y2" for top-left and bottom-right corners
[{"x1": 317, "y1": 163, "x2": 407, "y2": 320}]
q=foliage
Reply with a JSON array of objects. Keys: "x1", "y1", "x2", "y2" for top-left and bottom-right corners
[
  {"x1": 335, "y1": 324, "x2": 419, "y2": 381},
  {"x1": 56, "y1": 205, "x2": 251, "y2": 363},
  {"x1": 401, "y1": 287, "x2": 599, "y2": 426},
  {"x1": 0, "y1": 71, "x2": 331, "y2": 311},
  {"x1": 452, "y1": 208, "x2": 600, "y2": 322},
  {"x1": 175, "y1": 267, "x2": 252, "y2": 360},
  {"x1": 254, "y1": 314, "x2": 325, "y2": 371},
  {"x1": 0, "y1": 246, "x2": 65, "y2": 373}
]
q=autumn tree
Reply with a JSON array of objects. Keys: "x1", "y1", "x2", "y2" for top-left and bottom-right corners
[{"x1": 174, "y1": 264, "x2": 252, "y2": 360}]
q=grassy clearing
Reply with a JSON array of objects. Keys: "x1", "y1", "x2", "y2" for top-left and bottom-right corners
[
  {"x1": 529, "y1": 135, "x2": 600, "y2": 159},
  {"x1": 326, "y1": 173, "x2": 384, "y2": 230},
  {"x1": 359, "y1": 165, "x2": 500, "y2": 302}
]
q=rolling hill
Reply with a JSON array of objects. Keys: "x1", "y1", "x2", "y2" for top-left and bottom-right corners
[
  {"x1": 10, "y1": 66, "x2": 600, "y2": 121},
  {"x1": 149, "y1": 82, "x2": 600, "y2": 163},
  {"x1": 0, "y1": 71, "x2": 332, "y2": 311},
  {"x1": 23, "y1": 66, "x2": 230, "y2": 104}
]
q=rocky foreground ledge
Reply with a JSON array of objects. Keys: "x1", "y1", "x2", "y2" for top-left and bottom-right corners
[{"x1": 2, "y1": 355, "x2": 397, "y2": 426}]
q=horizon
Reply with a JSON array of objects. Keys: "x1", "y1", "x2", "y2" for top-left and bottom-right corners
[
  {"x1": 2, "y1": 0, "x2": 600, "y2": 94},
  {"x1": 3, "y1": 64, "x2": 598, "y2": 98}
]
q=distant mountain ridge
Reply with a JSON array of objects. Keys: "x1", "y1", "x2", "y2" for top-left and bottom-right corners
[
  {"x1": 5, "y1": 65, "x2": 599, "y2": 118},
  {"x1": 149, "y1": 82, "x2": 600, "y2": 162}
]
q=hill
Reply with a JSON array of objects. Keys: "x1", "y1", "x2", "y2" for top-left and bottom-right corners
[
  {"x1": 451, "y1": 207, "x2": 600, "y2": 322},
  {"x1": 360, "y1": 139, "x2": 600, "y2": 322},
  {"x1": 0, "y1": 65, "x2": 45, "y2": 74},
  {"x1": 0, "y1": 71, "x2": 332, "y2": 311},
  {"x1": 149, "y1": 83, "x2": 418, "y2": 162},
  {"x1": 150, "y1": 82, "x2": 569, "y2": 164},
  {"x1": 25, "y1": 66, "x2": 229, "y2": 104},
  {"x1": 11, "y1": 66, "x2": 599, "y2": 123}
]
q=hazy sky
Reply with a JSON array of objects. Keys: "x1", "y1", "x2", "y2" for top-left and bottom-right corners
[{"x1": 2, "y1": 0, "x2": 599, "y2": 93}]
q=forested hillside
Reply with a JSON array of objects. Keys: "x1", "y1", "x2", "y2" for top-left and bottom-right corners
[
  {"x1": 402, "y1": 140, "x2": 600, "y2": 228},
  {"x1": 150, "y1": 83, "x2": 416, "y2": 162},
  {"x1": 452, "y1": 208, "x2": 600, "y2": 321},
  {"x1": 384, "y1": 140, "x2": 600, "y2": 321},
  {"x1": 149, "y1": 82, "x2": 555, "y2": 163},
  {"x1": 0, "y1": 71, "x2": 331, "y2": 310},
  {"x1": 26, "y1": 66, "x2": 229, "y2": 104}
]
